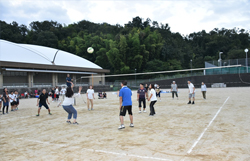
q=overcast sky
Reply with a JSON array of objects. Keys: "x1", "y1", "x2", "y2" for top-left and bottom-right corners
[{"x1": 0, "y1": 0, "x2": 250, "y2": 35}]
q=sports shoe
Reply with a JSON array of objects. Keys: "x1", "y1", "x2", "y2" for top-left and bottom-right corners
[
  {"x1": 88, "y1": 109, "x2": 90, "y2": 111},
  {"x1": 149, "y1": 115, "x2": 154, "y2": 116},
  {"x1": 48, "y1": 113, "x2": 52, "y2": 115},
  {"x1": 91, "y1": 108, "x2": 94, "y2": 110},
  {"x1": 11, "y1": 109, "x2": 14, "y2": 111},
  {"x1": 130, "y1": 123, "x2": 134, "y2": 127},
  {"x1": 66, "y1": 121, "x2": 71, "y2": 124},
  {"x1": 138, "y1": 111, "x2": 142, "y2": 113},
  {"x1": 192, "y1": 101, "x2": 195, "y2": 104},
  {"x1": 118, "y1": 124, "x2": 125, "y2": 129},
  {"x1": 187, "y1": 101, "x2": 191, "y2": 104},
  {"x1": 73, "y1": 122, "x2": 79, "y2": 125},
  {"x1": 143, "y1": 110, "x2": 146, "y2": 113},
  {"x1": 36, "y1": 114, "x2": 39, "y2": 116}
]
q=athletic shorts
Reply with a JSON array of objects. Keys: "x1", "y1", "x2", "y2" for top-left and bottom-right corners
[
  {"x1": 119, "y1": 105, "x2": 132, "y2": 116},
  {"x1": 156, "y1": 92, "x2": 161, "y2": 97},
  {"x1": 189, "y1": 93, "x2": 195, "y2": 98},
  {"x1": 52, "y1": 95, "x2": 54, "y2": 98},
  {"x1": 11, "y1": 102, "x2": 16, "y2": 106},
  {"x1": 56, "y1": 95, "x2": 59, "y2": 98},
  {"x1": 39, "y1": 103, "x2": 49, "y2": 109}
]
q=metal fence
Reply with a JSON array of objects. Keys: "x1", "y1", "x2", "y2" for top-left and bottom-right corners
[
  {"x1": 205, "y1": 58, "x2": 250, "y2": 75},
  {"x1": 205, "y1": 58, "x2": 250, "y2": 67}
]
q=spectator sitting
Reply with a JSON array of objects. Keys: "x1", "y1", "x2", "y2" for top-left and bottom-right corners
[
  {"x1": 30, "y1": 92, "x2": 35, "y2": 98},
  {"x1": 24, "y1": 91, "x2": 29, "y2": 98},
  {"x1": 98, "y1": 92, "x2": 103, "y2": 99},
  {"x1": 103, "y1": 92, "x2": 107, "y2": 99}
]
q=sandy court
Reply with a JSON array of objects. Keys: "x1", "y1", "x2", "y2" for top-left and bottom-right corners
[{"x1": 1, "y1": 87, "x2": 250, "y2": 161}]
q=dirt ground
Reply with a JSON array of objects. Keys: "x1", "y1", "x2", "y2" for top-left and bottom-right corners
[{"x1": 0, "y1": 87, "x2": 250, "y2": 161}]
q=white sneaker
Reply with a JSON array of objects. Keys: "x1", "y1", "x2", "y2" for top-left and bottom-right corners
[
  {"x1": 130, "y1": 123, "x2": 134, "y2": 127},
  {"x1": 138, "y1": 111, "x2": 142, "y2": 113},
  {"x1": 118, "y1": 124, "x2": 125, "y2": 129},
  {"x1": 143, "y1": 110, "x2": 146, "y2": 113}
]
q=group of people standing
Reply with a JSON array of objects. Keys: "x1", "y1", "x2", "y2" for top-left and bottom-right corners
[
  {"x1": 118, "y1": 80, "x2": 208, "y2": 129},
  {"x1": 118, "y1": 81, "x2": 158, "y2": 129},
  {"x1": 0, "y1": 88, "x2": 19, "y2": 115}
]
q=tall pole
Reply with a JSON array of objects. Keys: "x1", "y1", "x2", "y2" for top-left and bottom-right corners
[
  {"x1": 135, "y1": 69, "x2": 137, "y2": 86},
  {"x1": 190, "y1": 59, "x2": 192, "y2": 75},
  {"x1": 92, "y1": 74, "x2": 94, "y2": 86},
  {"x1": 245, "y1": 49, "x2": 248, "y2": 73},
  {"x1": 219, "y1": 52, "x2": 223, "y2": 66}
]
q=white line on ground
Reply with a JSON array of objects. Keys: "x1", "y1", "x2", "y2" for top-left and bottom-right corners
[
  {"x1": 187, "y1": 96, "x2": 230, "y2": 154},
  {"x1": 17, "y1": 138, "x2": 172, "y2": 161}
]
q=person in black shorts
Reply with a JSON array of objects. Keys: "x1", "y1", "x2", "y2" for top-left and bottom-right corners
[
  {"x1": 137, "y1": 83, "x2": 148, "y2": 113},
  {"x1": 15, "y1": 91, "x2": 19, "y2": 110},
  {"x1": 36, "y1": 89, "x2": 52, "y2": 116},
  {"x1": 118, "y1": 81, "x2": 134, "y2": 129},
  {"x1": 145, "y1": 84, "x2": 149, "y2": 92}
]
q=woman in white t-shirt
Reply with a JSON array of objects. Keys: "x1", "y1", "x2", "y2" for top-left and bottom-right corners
[
  {"x1": 147, "y1": 84, "x2": 157, "y2": 116},
  {"x1": 58, "y1": 83, "x2": 82, "y2": 125},
  {"x1": 86, "y1": 85, "x2": 95, "y2": 111}
]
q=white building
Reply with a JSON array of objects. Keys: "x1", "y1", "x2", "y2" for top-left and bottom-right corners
[{"x1": 0, "y1": 39, "x2": 109, "y2": 88}]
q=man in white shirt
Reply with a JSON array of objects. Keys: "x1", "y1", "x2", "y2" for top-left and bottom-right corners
[
  {"x1": 201, "y1": 82, "x2": 207, "y2": 99},
  {"x1": 87, "y1": 85, "x2": 95, "y2": 111},
  {"x1": 60, "y1": 86, "x2": 67, "y2": 100},
  {"x1": 187, "y1": 81, "x2": 195, "y2": 104}
]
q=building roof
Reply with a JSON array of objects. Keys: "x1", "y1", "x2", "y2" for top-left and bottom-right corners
[{"x1": 0, "y1": 39, "x2": 109, "y2": 73}]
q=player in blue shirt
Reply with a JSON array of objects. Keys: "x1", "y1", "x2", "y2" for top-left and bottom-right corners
[
  {"x1": 118, "y1": 81, "x2": 134, "y2": 129},
  {"x1": 66, "y1": 74, "x2": 72, "y2": 87}
]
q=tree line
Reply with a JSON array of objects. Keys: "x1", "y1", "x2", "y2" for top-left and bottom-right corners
[{"x1": 1, "y1": 16, "x2": 249, "y2": 75}]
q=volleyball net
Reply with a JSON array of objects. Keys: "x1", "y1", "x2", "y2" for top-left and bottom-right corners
[{"x1": 75, "y1": 65, "x2": 249, "y2": 90}]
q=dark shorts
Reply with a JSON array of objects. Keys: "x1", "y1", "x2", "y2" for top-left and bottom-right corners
[
  {"x1": 52, "y1": 95, "x2": 54, "y2": 98},
  {"x1": 11, "y1": 101, "x2": 17, "y2": 106},
  {"x1": 39, "y1": 103, "x2": 49, "y2": 109},
  {"x1": 56, "y1": 95, "x2": 59, "y2": 98},
  {"x1": 156, "y1": 92, "x2": 161, "y2": 97},
  {"x1": 16, "y1": 98, "x2": 19, "y2": 105},
  {"x1": 120, "y1": 105, "x2": 132, "y2": 116}
]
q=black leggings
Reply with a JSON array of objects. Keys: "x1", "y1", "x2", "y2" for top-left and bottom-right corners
[
  {"x1": 150, "y1": 101, "x2": 157, "y2": 115},
  {"x1": 3, "y1": 106, "x2": 9, "y2": 114}
]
